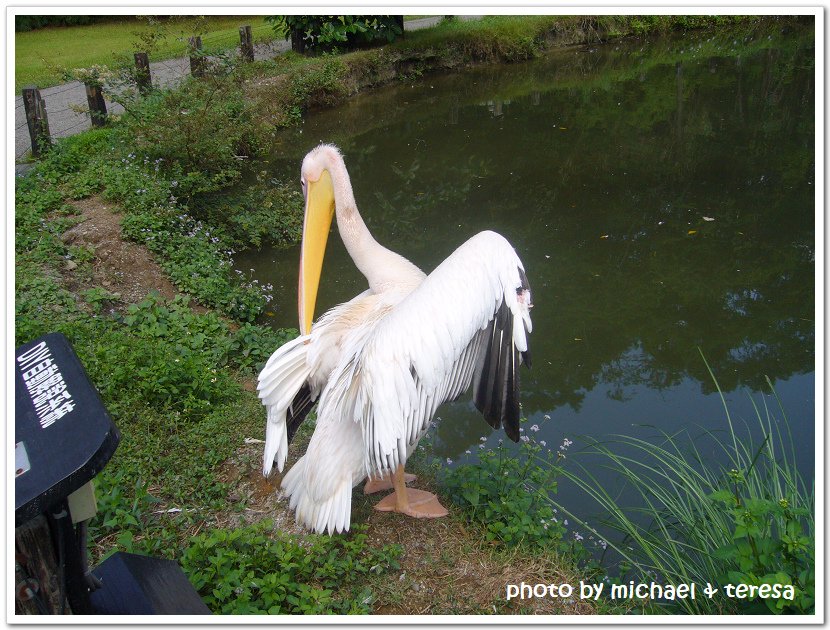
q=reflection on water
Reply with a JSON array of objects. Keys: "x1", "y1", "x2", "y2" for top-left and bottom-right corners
[{"x1": 235, "y1": 23, "x2": 816, "y2": 511}]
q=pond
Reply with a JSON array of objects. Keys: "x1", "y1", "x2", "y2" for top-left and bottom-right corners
[{"x1": 235, "y1": 22, "x2": 816, "y2": 520}]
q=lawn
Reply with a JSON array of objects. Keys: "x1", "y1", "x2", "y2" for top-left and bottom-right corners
[{"x1": 14, "y1": 15, "x2": 277, "y2": 91}]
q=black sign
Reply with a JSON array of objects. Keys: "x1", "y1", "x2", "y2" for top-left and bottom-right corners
[{"x1": 15, "y1": 333, "x2": 120, "y2": 526}]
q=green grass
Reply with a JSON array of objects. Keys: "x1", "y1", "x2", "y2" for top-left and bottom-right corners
[{"x1": 15, "y1": 15, "x2": 276, "y2": 91}]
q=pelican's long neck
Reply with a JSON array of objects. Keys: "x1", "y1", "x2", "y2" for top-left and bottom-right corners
[{"x1": 326, "y1": 153, "x2": 424, "y2": 292}]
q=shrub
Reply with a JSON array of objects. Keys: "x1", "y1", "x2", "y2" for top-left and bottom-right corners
[
  {"x1": 267, "y1": 16, "x2": 403, "y2": 52},
  {"x1": 115, "y1": 75, "x2": 266, "y2": 198}
]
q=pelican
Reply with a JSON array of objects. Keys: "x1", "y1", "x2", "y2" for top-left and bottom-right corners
[{"x1": 258, "y1": 144, "x2": 532, "y2": 534}]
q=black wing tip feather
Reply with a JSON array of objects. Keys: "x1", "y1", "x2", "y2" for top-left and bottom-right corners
[
  {"x1": 473, "y1": 266, "x2": 533, "y2": 443},
  {"x1": 474, "y1": 300, "x2": 523, "y2": 443},
  {"x1": 286, "y1": 383, "x2": 315, "y2": 444}
]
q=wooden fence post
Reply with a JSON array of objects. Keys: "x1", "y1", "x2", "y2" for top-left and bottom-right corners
[
  {"x1": 189, "y1": 36, "x2": 205, "y2": 77},
  {"x1": 22, "y1": 86, "x2": 51, "y2": 158},
  {"x1": 239, "y1": 25, "x2": 253, "y2": 61},
  {"x1": 134, "y1": 52, "x2": 151, "y2": 94},
  {"x1": 84, "y1": 83, "x2": 107, "y2": 127}
]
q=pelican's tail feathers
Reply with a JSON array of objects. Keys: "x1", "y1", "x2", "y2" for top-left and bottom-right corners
[{"x1": 281, "y1": 455, "x2": 353, "y2": 535}]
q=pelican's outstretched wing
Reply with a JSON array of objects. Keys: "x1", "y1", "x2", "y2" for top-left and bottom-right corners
[{"x1": 320, "y1": 231, "x2": 533, "y2": 477}]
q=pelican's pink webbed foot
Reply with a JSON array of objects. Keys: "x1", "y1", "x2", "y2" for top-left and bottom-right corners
[
  {"x1": 364, "y1": 470, "x2": 416, "y2": 494},
  {"x1": 372, "y1": 465, "x2": 448, "y2": 518}
]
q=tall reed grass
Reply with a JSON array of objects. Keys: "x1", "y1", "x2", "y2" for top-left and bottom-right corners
[{"x1": 548, "y1": 354, "x2": 814, "y2": 614}]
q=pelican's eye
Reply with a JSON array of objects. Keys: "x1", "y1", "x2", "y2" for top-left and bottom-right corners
[{"x1": 301, "y1": 178, "x2": 307, "y2": 199}]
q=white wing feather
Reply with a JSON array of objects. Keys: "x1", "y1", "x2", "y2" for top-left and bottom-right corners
[{"x1": 320, "y1": 231, "x2": 532, "y2": 477}]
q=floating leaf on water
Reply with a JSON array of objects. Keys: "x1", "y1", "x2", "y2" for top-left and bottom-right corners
[
  {"x1": 600, "y1": 234, "x2": 609, "y2": 239},
  {"x1": 703, "y1": 216, "x2": 715, "y2": 221},
  {"x1": 688, "y1": 229, "x2": 698, "y2": 235}
]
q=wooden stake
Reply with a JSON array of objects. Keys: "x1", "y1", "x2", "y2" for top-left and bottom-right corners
[
  {"x1": 22, "y1": 87, "x2": 51, "y2": 158},
  {"x1": 189, "y1": 36, "x2": 205, "y2": 77},
  {"x1": 134, "y1": 52, "x2": 151, "y2": 94},
  {"x1": 84, "y1": 83, "x2": 107, "y2": 127},
  {"x1": 239, "y1": 25, "x2": 253, "y2": 62}
]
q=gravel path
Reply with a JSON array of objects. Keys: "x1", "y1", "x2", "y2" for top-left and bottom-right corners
[{"x1": 14, "y1": 16, "x2": 479, "y2": 163}]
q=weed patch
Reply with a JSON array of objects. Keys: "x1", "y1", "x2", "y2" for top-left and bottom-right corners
[
  {"x1": 181, "y1": 522, "x2": 401, "y2": 614},
  {"x1": 441, "y1": 418, "x2": 593, "y2": 568}
]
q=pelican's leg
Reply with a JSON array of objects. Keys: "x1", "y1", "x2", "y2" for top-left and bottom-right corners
[
  {"x1": 363, "y1": 470, "x2": 417, "y2": 494},
  {"x1": 373, "y1": 465, "x2": 448, "y2": 518}
]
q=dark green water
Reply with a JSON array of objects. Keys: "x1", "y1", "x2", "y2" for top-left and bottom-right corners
[{"x1": 236, "y1": 24, "x2": 816, "y2": 512}]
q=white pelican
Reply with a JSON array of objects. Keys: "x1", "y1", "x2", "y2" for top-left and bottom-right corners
[{"x1": 258, "y1": 144, "x2": 532, "y2": 534}]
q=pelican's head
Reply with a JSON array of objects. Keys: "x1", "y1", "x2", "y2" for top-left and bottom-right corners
[{"x1": 298, "y1": 144, "x2": 342, "y2": 335}]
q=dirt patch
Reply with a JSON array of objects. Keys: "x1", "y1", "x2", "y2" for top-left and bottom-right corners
[
  {"x1": 215, "y1": 441, "x2": 307, "y2": 537},
  {"x1": 359, "y1": 488, "x2": 595, "y2": 615},
  {"x1": 58, "y1": 196, "x2": 206, "y2": 312}
]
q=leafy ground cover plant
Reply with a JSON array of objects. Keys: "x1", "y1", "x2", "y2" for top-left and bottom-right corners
[
  {"x1": 441, "y1": 418, "x2": 586, "y2": 559},
  {"x1": 181, "y1": 521, "x2": 402, "y2": 614}
]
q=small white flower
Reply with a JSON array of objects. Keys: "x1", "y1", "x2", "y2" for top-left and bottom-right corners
[
  {"x1": 530, "y1": 424, "x2": 540, "y2": 432},
  {"x1": 446, "y1": 457, "x2": 453, "y2": 465}
]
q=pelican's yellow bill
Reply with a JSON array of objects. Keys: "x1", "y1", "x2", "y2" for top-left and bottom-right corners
[{"x1": 298, "y1": 169, "x2": 335, "y2": 335}]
